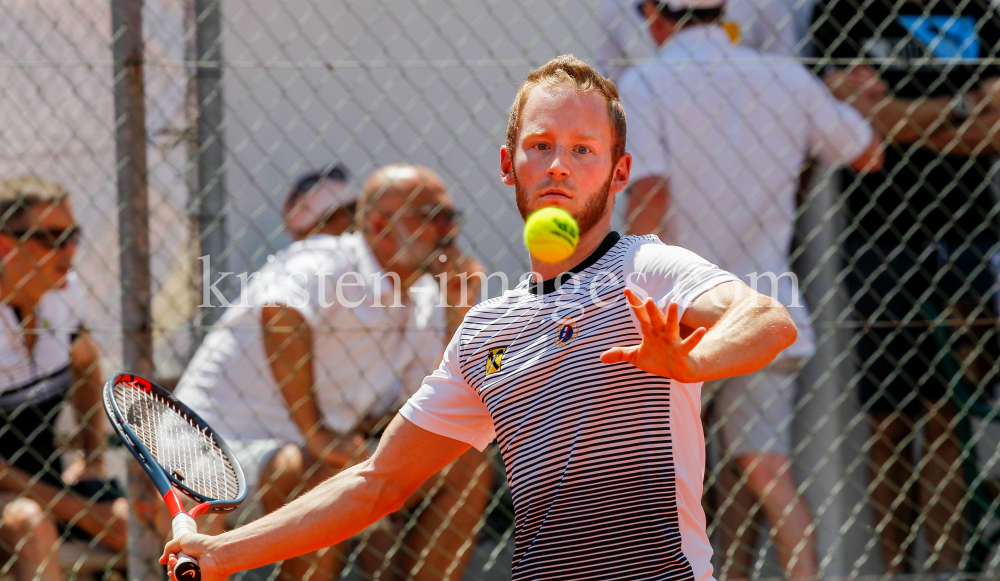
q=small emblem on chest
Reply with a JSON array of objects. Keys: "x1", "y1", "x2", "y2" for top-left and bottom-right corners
[
  {"x1": 554, "y1": 318, "x2": 579, "y2": 348},
  {"x1": 485, "y1": 347, "x2": 507, "y2": 376}
]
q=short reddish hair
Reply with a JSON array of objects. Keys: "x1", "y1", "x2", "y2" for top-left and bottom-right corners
[{"x1": 506, "y1": 55, "x2": 627, "y2": 163}]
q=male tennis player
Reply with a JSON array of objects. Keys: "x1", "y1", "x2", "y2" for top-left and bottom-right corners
[{"x1": 162, "y1": 55, "x2": 796, "y2": 581}]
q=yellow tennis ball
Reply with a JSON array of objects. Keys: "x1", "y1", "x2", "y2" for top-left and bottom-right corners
[{"x1": 523, "y1": 207, "x2": 579, "y2": 263}]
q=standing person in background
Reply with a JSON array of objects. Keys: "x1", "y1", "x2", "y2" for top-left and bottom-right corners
[
  {"x1": 813, "y1": 0, "x2": 1000, "y2": 573},
  {"x1": 283, "y1": 164, "x2": 358, "y2": 241},
  {"x1": 175, "y1": 164, "x2": 492, "y2": 581},
  {"x1": 0, "y1": 175, "x2": 126, "y2": 581},
  {"x1": 620, "y1": 1, "x2": 883, "y2": 577}
]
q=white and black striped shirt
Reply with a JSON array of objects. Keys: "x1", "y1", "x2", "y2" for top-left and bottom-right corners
[{"x1": 401, "y1": 233, "x2": 738, "y2": 581}]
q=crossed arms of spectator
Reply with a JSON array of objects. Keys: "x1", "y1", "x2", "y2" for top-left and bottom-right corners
[{"x1": 825, "y1": 65, "x2": 1000, "y2": 156}]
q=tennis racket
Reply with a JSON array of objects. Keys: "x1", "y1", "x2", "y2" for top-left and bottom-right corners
[{"x1": 103, "y1": 373, "x2": 246, "y2": 581}]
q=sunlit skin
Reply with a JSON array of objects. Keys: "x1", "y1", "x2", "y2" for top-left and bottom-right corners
[
  {"x1": 500, "y1": 86, "x2": 630, "y2": 282},
  {"x1": 362, "y1": 165, "x2": 461, "y2": 289},
  {"x1": 0, "y1": 200, "x2": 77, "y2": 312},
  {"x1": 499, "y1": 84, "x2": 719, "y2": 381}
]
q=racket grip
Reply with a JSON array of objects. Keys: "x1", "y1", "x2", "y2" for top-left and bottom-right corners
[
  {"x1": 174, "y1": 553, "x2": 200, "y2": 581},
  {"x1": 171, "y1": 513, "x2": 200, "y2": 580}
]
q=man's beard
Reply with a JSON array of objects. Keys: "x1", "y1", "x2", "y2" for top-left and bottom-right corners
[{"x1": 514, "y1": 169, "x2": 613, "y2": 236}]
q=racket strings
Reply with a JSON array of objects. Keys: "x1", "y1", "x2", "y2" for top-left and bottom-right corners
[{"x1": 113, "y1": 381, "x2": 240, "y2": 502}]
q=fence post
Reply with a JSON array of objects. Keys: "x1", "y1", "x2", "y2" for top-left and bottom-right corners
[
  {"x1": 111, "y1": 0, "x2": 160, "y2": 577},
  {"x1": 193, "y1": 0, "x2": 228, "y2": 334}
]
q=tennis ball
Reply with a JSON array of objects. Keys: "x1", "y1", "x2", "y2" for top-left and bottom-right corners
[{"x1": 523, "y1": 207, "x2": 579, "y2": 263}]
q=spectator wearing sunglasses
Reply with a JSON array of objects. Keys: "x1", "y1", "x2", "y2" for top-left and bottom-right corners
[
  {"x1": 175, "y1": 164, "x2": 492, "y2": 581},
  {"x1": 0, "y1": 175, "x2": 126, "y2": 581}
]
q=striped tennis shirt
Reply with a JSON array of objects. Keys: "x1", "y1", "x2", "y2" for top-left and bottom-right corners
[{"x1": 401, "y1": 233, "x2": 738, "y2": 581}]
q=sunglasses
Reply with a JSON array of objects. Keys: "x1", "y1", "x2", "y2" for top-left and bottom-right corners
[
  {"x1": 404, "y1": 205, "x2": 463, "y2": 227},
  {"x1": 3, "y1": 225, "x2": 81, "y2": 250}
]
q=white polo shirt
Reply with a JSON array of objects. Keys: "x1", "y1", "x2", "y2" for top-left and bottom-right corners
[
  {"x1": 620, "y1": 25, "x2": 872, "y2": 358},
  {"x1": 175, "y1": 233, "x2": 446, "y2": 444},
  {"x1": 0, "y1": 273, "x2": 84, "y2": 410}
]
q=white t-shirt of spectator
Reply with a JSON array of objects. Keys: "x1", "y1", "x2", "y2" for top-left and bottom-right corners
[
  {"x1": 175, "y1": 233, "x2": 446, "y2": 444},
  {"x1": 620, "y1": 25, "x2": 872, "y2": 359},
  {"x1": 0, "y1": 272, "x2": 85, "y2": 410},
  {"x1": 402, "y1": 233, "x2": 738, "y2": 581}
]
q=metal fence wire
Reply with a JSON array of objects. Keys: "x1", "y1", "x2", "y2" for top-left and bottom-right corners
[{"x1": 2, "y1": 0, "x2": 1000, "y2": 579}]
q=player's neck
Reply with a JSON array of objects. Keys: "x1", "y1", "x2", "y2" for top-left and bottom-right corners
[{"x1": 530, "y1": 222, "x2": 612, "y2": 281}]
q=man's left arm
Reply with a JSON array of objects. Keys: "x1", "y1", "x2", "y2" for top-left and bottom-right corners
[{"x1": 601, "y1": 281, "x2": 797, "y2": 383}]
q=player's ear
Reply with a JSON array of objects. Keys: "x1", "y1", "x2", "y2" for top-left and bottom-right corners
[
  {"x1": 610, "y1": 152, "x2": 632, "y2": 196},
  {"x1": 500, "y1": 146, "x2": 516, "y2": 186}
]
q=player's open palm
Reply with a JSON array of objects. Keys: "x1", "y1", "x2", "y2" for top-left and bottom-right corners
[
  {"x1": 600, "y1": 288, "x2": 706, "y2": 383},
  {"x1": 161, "y1": 534, "x2": 227, "y2": 581}
]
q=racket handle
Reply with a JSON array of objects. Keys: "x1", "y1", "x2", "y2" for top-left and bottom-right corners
[
  {"x1": 174, "y1": 553, "x2": 200, "y2": 581},
  {"x1": 171, "y1": 513, "x2": 201, "y2": 580}
]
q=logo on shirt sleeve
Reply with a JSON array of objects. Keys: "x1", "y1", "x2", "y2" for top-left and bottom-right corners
[{"x1": 485, "y1": 347, "x2": 507, "y2": 376}]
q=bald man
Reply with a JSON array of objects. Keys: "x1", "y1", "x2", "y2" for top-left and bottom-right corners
[{"x1": 174, "y1": 164, "x2": 492, "y2": 581}]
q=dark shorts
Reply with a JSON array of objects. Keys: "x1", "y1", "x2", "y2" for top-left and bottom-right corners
[
  {"x1": 60, "y1": 479, "x2": 124, "y2": 542},
  {"x1": 844, "y1": 240, "x2": 1000, "y2": 415},
  {"x1": 0, "y1": 395, "x2": 124, "y2": 542}
]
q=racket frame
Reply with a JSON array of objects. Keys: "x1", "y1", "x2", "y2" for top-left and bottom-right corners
[{"x1": 103, "y1": 373, "x2": 248, "y2": 515}]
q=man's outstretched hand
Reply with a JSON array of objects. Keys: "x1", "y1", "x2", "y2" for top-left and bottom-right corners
[
  {"x1": 600, "y1": 288, "x2": 707, "y2": 383},
  {"x1": 160, "y1": 533, "x2": 227, "y2": 581}
]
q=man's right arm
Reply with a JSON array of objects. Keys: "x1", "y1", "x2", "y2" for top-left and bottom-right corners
[
  {"x1": 161, "y1": 415, "x2": 471, "y2": 581},
  {"x1": 261, "y1": 304, "x2": 365, "y2": 467}
]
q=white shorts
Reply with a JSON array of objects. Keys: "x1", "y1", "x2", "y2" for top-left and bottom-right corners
[
  {"x1": 704, "y1": 359, "x2": 801, "y2": 459},
  {"x1": 225, "y1": 438, "x2": 286, "y2": 527},
  {"x1": 223, "y1": 438, "x2": 394, "y2": 536}
]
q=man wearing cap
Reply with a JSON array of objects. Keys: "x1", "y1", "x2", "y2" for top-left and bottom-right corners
[
  {"x1": 174, "y1": 164, "x2": 492, "y2": 581},
  {"x1": 620, "y1": 2, "x2": 884, "y2": 578},
  {"x1": 283, "y1": 165, "x2": 357, "y2": 240}
]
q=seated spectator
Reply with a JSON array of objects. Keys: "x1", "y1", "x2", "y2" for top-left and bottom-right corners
[
  {"x1": 283, "y1": 164, "x2": 357, "y2": 240},
  {"x1": 813, "y1": 0, "x2": 1000, "y2": 573},
  {"x1": 620, "y1": 1, "x2": 882, "y2": 578},
  {"x1": 0, "y1": 174, "x2": 126, "y2": 581},
  {"x1": 174, "y1": 164, "x2": 493, "y2": 581}
]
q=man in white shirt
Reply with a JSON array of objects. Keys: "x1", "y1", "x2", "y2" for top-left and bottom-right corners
[
  {"x1": 174, "y1": 164, "x2": 492, "y2": 581},
  {"x1": 162, "y1": 55, "x2": 798, "y2": 581},
  {"x1": 620, "y1": 2, "x2": 883, "y2": 578}
]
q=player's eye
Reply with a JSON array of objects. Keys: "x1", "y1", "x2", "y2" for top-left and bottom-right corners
[
  {"x1": 536, "y1": 143, "x2": 550, "y2": 151},
  {"x1": 575, "y1": 146, "x2": 589, "y2": 154}
]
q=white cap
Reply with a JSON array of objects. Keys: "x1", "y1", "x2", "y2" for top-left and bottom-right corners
[
  {"x1": 284, "y1": 180, "x2": 358, "y2": 233},
  {"x1": 662, "y1": 0, "x2": 724, "y2": 10}
]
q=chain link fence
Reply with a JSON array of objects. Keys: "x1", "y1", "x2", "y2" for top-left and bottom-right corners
[{"x1": 1, "y1": 0, "x2": 1000, "y2": 579}]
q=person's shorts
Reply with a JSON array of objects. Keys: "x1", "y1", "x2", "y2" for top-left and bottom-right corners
[
  {"x1": 223, "y1": 437, "x2": 391, "y2": 535},
  {"x1": 705, "y1": 359, "x2": 801, "y2": 459},
  {"x1": 844, "y1": 240, "x2": 1000, "y2": 416},
  {"x1": 224, "y1": 438, "x2": 286, "y2": 527}
]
